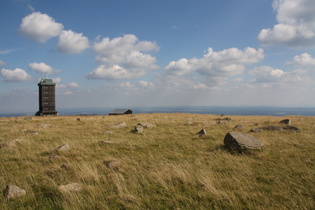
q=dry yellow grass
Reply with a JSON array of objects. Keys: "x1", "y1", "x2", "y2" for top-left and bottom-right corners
[{"x1": 0, "y1": 113, "x2": 314, "y2": 209}]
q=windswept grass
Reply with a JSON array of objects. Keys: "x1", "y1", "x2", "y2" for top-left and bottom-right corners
[{"x1": 0, "y1": 113, "x2": 314, "y2": 209}]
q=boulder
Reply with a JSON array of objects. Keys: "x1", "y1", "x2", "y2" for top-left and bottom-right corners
[
  {"x1": 279, "y1": 119, "x2": 291, "y2": 125},
  {"x1": 59, "y1": 183, "x2": 82, "y2": 193},
  {"x1": 224, "y1": 131, "x2": 264, "y2": 152},
  {"x1": 55, "y1": 143, "x2": 70, "y2": 152},
  {"x1": 134, "y1": 124, "x2": 144, "y2": 133},
  {"x1": 3, "y1": 184, "x2": 26, "y2": 199}
]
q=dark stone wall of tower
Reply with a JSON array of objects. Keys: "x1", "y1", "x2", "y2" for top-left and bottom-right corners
[{"x1": 36, "y1": 79, "x2": 58, "y2": 116}]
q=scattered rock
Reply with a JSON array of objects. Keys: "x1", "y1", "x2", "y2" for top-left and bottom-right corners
[
  {"x1": 0, "y1": 139, "x2": 23, "y2": 148},
  {"x1": 23, "y1": 116, "x2": 32, "y2": 120},
  {"x1": 49, "y1": 154, "x2": 60, "y2": 160},
  {"x1": 134, "y1": 124, "x2": 144, "y2": 133},
  {"x1": 196, "y1": 129, "x2": 207, "y2": 135},
  {"x1": 20, "y1": 129, "x2": 38, "y2": 135},
  {"x1": 187, "y1": 119, "x2": 194, "y2": 125},
  {"x1": 104, "y1": 130, "x2": 113, "y2": 134},
  {"x1": 138, "y1": 122, "x2": 157, "y2": 128},
  {"x1": 250, "y1": 126, "x2": 283, "y2": 132},
  {"x1": 279, "y1": 119, "x2": 291, "y2": 125},
  {"x1": 105, "y1": 160, "x2": 121, "y2": 171},
  {"x1": 38, "y1": 123, "x2": 52, "y2": 128},
  {"x1": 3, "y1": 184, "x2": 26, "y2": 199},
  {"x1": 76, "y1": 118, "x2": 81, "y2": 121},
  {"x1": 110, "y1": 122, "x2": 127, "y2": 128},
  {"x1": 282, "y1": 125, "x2": 301, "y2": 131},
  {"x1": 55, "y1": 143, "x2": 70, "y2": 152},
  {"x1": 234, "y1": 125, "x2": 243, "y2": 130},
  {"x1": 224, "y1": 131, "x2": 264, "y2": 152},
  {"x1": 215, "y1": 117, "x2": 232, "y2": 121},
  {"x1": 59, "y1": 183, "x2": 82, "y2": 193}
]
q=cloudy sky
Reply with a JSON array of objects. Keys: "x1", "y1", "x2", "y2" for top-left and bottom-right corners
[{"x1": 1, "y1": 0, "x2": 315, "y2": 113}]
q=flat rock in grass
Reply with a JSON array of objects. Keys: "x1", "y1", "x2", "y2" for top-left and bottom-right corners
[
  {"x1": 104, "y1": 160, "x2": 121, "y2": 171},
  {"x1": 0, "y1": 139, "x2": 23, "y2": 148},
  {"x1": 3, "y1": 184, "x2": 26, "y2": 199},
  {"x1": 282, "y1": 125, "x2": 301, "y2": 131},
  {"x1": 55, "y1": 143, "x2": 70, "y2": 152},
  {"x1": 250, "y1": 126, "x2": 283, "y2": 132},
  {"x1": 279, "y1": 119, "x2": 291, "y2": 125},
  {"x1": 59, "y1": 183, "x2": 82, "y2": 193},
  {"x1": 110, "y1": 122, "x2": 127, "y2": 128},
  {"x1": 38, "y1": 123, "x2": 52, "y2": 128},
  {"x1": 20, "y1": 129, "x2": 38, "y2": 135},
  {"x1": 234, "y1": 125, "x2": 244, "y2": 130},
  {"x1": 99, "y1": 140, "x2": 117, "y2": 145},
  {"x1": 224, "y1": 131, "x2": 264, "y2": 151},
  {"x1": 138, "y1": 122, "x2": 157, "y2": 128}
]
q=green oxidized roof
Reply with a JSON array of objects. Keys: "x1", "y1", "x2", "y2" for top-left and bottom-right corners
[{"x1": 38, "y1": 78, "x2": 55, "y2": 86}]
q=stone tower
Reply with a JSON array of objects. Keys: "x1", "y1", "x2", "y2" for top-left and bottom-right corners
[{"x1": 35, "y1": 78, "x2": 58, "y2": 116}]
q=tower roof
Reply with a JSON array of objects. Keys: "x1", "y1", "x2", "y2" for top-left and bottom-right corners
[{"x1": 38, "y1": 78, "x2": 55, "y2": 86}]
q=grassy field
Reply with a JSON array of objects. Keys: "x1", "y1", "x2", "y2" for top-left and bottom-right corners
[{"x1": 0, "y1": 113, "x2": 314, "y2": 209}]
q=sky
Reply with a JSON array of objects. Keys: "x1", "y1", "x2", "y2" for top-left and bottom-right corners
[{"x1": 1, "y1": 0, "x2": 315, "y2": 113}]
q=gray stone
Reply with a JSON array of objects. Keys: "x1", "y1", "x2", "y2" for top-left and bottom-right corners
[
  {"x1": 3, "y1": 184, "x2": 26, "y2": 199},
  {"x1": 224, "y1": 131, "x2": 264, "y2": 151},
  {"x1": 110, "y1": 122, "x2": 127, "y2": 128},
  {"x1": 99, "y1": 140, "x2": 117, "y2": 144},
  {"x1": 282, "y1": 125, "x2": 301, "y2": 131},
  {"x1": 59, "y1": 183, "x2": 82, "y2": 193},
  {"x1": 279, "y1": 119, "x2": 291, "y2": 125},
  {"x1": 134, "y1": 124, "x2": 144, "y2": 133},
  {"x1": 138, "y1": 122, "x2": 157, "y2": 128},
  {"x1": 38, "y1": 123, "x2": 52, "y2": 128},
  {"x1": 234, "y1": 125, "x2": 243, "y2": 130},
  {"x1": 250, "y1": 126, "x2": 283, "y2": 132},
  {"x1": 196, "y1": 129, "x2": 207, "y2": 135},
  {"x1": 55, "y1": 143, "x2": 70, "y2": 152}
]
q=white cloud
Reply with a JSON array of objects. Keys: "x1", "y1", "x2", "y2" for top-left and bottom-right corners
[
  {"x1": 58, "y1": 30, "x2": 89, "y2": 54},
  {"x1": 249, "y1": 65, "x2": 311, "y2": 86},
  {"x1": 1, "y1": 68, "x2": 32, "y2": 82},
  {"x1": 87, "y1": 64, "x2": 137, "y2": 80},
  {"x1": 29, "y1": 62, "x2": 60, "y2": 75},
  {"x1": 258, "y1": 0, "x2": 315, "y2": 48},
  {"x1": 52, "y1": 77, "x2": 62, "y2": 84},
  {"x1": 90, "y1": 34, "x2": 159, "y2": 79},
  {"x1": 68, "y1": 82, "x2": 79, "y2": 88},
  {"x1": 0, "y1": 49, "x2": 15, "y2": 55},
  {"x1": 140, "y1": 81, "x2": 154, "y2": 88},
  {"x1": 165, "y1": 47, "x2": 264, "y2": 77},
  {"x1": 286, "y1": 53, "x2": 315, "y2": 68},
  {"x1": 0, "y1": 60, "x2": 5, "y2": 67},
  {"x1": 20, "y1": 12, "x2": 63, "y2": 43}
]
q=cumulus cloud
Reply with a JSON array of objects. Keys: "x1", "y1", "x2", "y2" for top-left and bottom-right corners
[
  {"x1": 250, "y1": 65, "x2": 311, "y2": 87},
  {"x1": 90, "y1": 34, "x2": 159, "y2": 80},
  {"x1": 58, "y1": 30, "x2": 89, "y2": 54},
  {"x1": 286, "y1": 53, "x2": 315, "y2": 68},
  {"x1": 1, "y1": 68, "x2": 32, "y2": 82},
  {"x1": 29, "y1": 62, "x2": 60, "y2": 75},
  {"x1": 258, "y1": 0, "x2": 315, "y2": 48},
  {"x1": 68, "y1": 82, "x2": 79, "y2": 88},
  {"x1": 20, "y1": 12, "x2": 63, "y2": 43},
  {"x1": 165, "y1": 47, "x2": 264, "y2": 77},
  {"x1": 87, "y1": 64, "x2": 137, "y2": 80}
]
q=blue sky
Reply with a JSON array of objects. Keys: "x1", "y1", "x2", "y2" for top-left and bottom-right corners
[{"x1": 1, "y1": 0, "x2": 315, "y2": 113}]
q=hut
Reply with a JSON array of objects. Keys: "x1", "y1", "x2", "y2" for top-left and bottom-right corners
[{"x1": 109, "y1": 109, "x2": 133, "y2": 115}]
